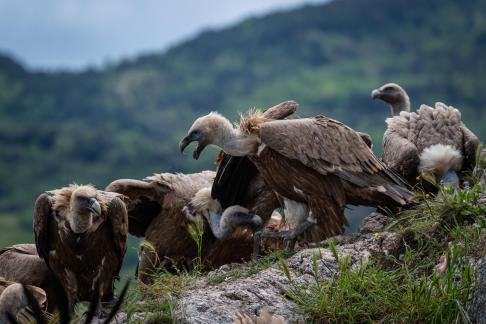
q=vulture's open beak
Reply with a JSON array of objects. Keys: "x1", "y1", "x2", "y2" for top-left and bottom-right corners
[
  {"x1": 179, "y1": 132, "x2": 207, "y2": 160},
  {"x1": 371, "y1": 89, "x2": 382, "y2": 100},
  {"x1": 87, "y1": 198, "x2": 101, "y2": 216}
]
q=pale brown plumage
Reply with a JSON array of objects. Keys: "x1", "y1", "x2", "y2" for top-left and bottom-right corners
[
  {"x1": 106, "y1": 169, "x2": 280, "y2": 283},
  {"x1": 0, "y1": 278, "x2": 47, "y2": 324},
  {"x1": 180, "y1": 102, "x2": 413, "y2": 242},
  {"x1": 33, "y1": 185, "x2": 128, "y2": 305},
  {"x1": 373, "y1": 83, "x2": 480, "y2": 185},
  {"x1": 210, "y1": 101, "x2": 324, "y2": 244},
  {"x1": 0, "y1": 244, "x2": 59, "y2": 312}
]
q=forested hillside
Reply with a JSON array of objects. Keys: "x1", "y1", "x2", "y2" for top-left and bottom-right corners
[{"x1": 0, "y1": 0, "x2": 485, "y2": 249}]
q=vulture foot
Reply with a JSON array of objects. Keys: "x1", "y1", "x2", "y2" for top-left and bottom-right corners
[{"x1": 253, "y1": 220, "x2": 314, "y2": 255}]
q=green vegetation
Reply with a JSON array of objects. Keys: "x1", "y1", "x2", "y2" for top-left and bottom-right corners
[
  {"x1": 0, "y1": 0, "x2": 485, "y2": 273},
  {"x1": 281, "y1": 156, "x2": 486, "y2": 322},
  {"x1": 285, "y1": 243, "x2": 475, "y2": 323},
  {"x1": 121, "y1": 159, "x2": 485, "y2": 322}
]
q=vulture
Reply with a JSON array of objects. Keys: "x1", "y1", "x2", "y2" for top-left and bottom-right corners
[
  {"x1": 183, "y1": 187, "x2": 263, "y2": 241},
  {"x1": 0, "y1": 278, "x2": 47, "y2": 324},
  {"x1": 0, "y1": 244, "x2": 58, "y2": 312},
  {"x1": 372, "y1": 83, "x2": 480, "y2": 187},
  {"x1": 207, "y1": 101, "x2": 330, "y2": 250},
  {"x1": 180, "y1": 102, "x2": 413, "y2": 245},
  {"x1": 33, "y1": 185, "x2": 128, "y2": 307},
  {"x1": 106, "y1": 169, "x2": 281, "y2": 283},
  {"x1": 371, "y1": 83, "x2": 410, "y2": 116}
]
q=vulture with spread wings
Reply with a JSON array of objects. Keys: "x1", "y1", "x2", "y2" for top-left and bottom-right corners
[
  {"x1": 106, "y1": 168, "x2": 280, "y2": 283},
  {"x1": 180, "y1": 102, "x2": 413, "y2": 245},
  {"x1": 33, "y1": 185, "x2": 128, "y2": 306}
]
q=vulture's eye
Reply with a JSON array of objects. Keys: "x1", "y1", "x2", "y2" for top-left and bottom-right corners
[{"x1": 384, "y1": 86, "x2": 394, "y2": 92}]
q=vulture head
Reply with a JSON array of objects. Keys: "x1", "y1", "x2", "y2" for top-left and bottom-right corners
[
  {"x1": 180, "y1": 112, "x2": 257, "y2": 159},
  {"x1": 183, "y1": 188, "x2": 262, "y2": 240},
  {"x1": 371, "y1": 83, "x2": 411, "y2": 116},
  {"x1": 67, "y1": 186, "x2": 102, "y2": 234},
  {"x1": 418, "y1": 144, "x2": 463, "y2": 188}
]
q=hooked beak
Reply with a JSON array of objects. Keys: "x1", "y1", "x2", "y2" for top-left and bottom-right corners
[
  {"x1": 371, "y1": 89, "x2": 382, "y2": 100},
  {"x1": 179, "y1": 133, "x2": 207, "y2": 160},
  {"x1": 87, "y1": 198, "x2": 101, "y2": 216}
]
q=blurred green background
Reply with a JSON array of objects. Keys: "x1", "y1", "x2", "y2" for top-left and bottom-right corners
[{"x1": 0, "y1": 0, "x2": 485, "y2": 273}]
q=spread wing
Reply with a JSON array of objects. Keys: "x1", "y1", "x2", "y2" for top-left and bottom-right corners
[
  {"x1": 261, "y1": 100, "x2": 298, "y2": 120},
  {"x1": 105, "y1": 179, "x2": 163, "y2": 237},
  {"x1": 33, "y1": 193, "x2": 55, "y2": 268},
  {"x1": 107, "y1": 197, "x2": 128, "y2": 274}
]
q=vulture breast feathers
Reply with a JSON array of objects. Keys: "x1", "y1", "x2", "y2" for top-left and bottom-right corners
[{"x1": 33, "y1": 185, "x2": 128, "y2": 304}]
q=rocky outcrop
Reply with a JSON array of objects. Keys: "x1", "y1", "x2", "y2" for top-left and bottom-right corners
[
  {"x1": 468, "y1": 256, "x2": 486, "y2": 324},
  {"x1": 113, "y1": 212, "x2": 485, "y2": 323}
]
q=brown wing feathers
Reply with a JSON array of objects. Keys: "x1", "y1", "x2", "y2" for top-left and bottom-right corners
[{"x1": 211, "y1": 101, "x2": 298, "y2": 209}]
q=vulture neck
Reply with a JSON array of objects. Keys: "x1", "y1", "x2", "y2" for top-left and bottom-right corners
[
  {"x1": 389, "y1": 94, "x2": 411, "y2": 116},
  {"x1": 215, "y1": 125, "x2": 258, "y2": 157},
  {"x1": 67, "y1": 209, "x2": 93, "y2": 234}
]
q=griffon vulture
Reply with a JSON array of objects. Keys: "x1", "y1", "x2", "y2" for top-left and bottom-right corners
[
  {"x1": 372, "y1": 83, "x2": 480, "y2": 187},
  {"x1": 180, "y1": 103, "x2": 413, "y2": 245},
  {"x1": 106, "y1": 169, "x2": 281, "y2": 283},
  {"x1": 208, "y1": 101, "x2": 334, "y2": 249},
  {"x1": 33, "y1": 185, "x2": 128, "y2": 306},
  {"x1": 0, "y1": 244, "x2": 59, "y2": 312},
  {"x1": 0, "y1": 278, "x2": 47, "y2": 324}
]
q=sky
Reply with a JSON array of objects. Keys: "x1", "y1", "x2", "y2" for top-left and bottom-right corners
[{"x1": 0, "y1": 0, "x2": 325, "y2": 70}]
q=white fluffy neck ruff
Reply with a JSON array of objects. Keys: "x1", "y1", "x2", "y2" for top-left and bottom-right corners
[
  {"x1": 218, "y1": 125, "x2": 258, "y2": 156},
  {"x1": 418, "y1": 144, "x2": 463, "y2": 176}
]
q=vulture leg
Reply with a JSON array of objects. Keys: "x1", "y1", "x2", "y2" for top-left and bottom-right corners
[{"x1": 253, "y1": 220, "x2": 315, "y2": 255}]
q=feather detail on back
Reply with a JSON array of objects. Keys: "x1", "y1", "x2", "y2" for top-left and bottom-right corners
[
  {"x1": 385, "y1": 102, "x2": 464, "y2": 152},
  {"x1": 419, "y1": 144, "x2": 463, "y2": 175},
  {"x1": 144, "y1": 171, "x2": 215, "y2": 197}
]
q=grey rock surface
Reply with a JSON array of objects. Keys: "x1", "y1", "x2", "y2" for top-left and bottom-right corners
[
  {"x1": 116, "y1": 222, "x2": 484, "y2": 323},
  {"x1": 359, "y1": 211, "x2": 389, "y2": 234},
  {"x1": 175, "y1": 233, "x2": 391, "y2": 324},
  {"x1": 468, "y1": 256, "x2": 486, "y2": 324}
]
